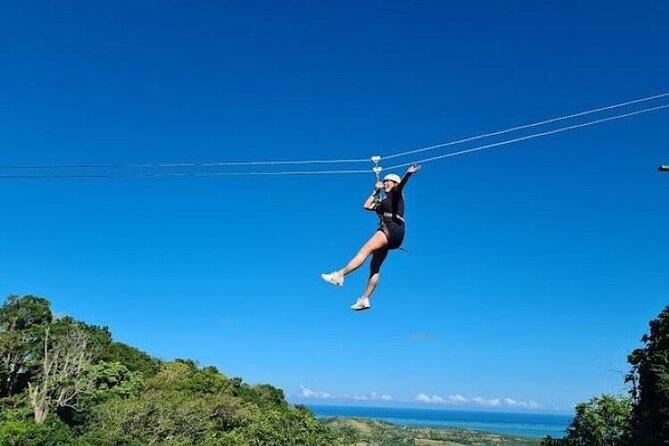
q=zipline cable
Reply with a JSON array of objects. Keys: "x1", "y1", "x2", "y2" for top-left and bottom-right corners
[
  {"x1": 1, "y1": 98, "x2": 667, "y2": 179},
  {"x1": 385, "y1": 103, "x2": 669, "y2": 170},
  {"x1": 2, "y1": 104, "x2": 667, "y2": 179},
  {"x1": 0, "y1": 156, "x2": 370, "y2": 170},
  {"x1": 382, "y1": 92, "x2": 669, "y2": 161},
  {"x1": 3, "y1": 102, "x2": 667, "y2": 180},
  {"x1": 0, "y1": 168, "x2": 372, "y2": 180},
  {"x1": 2, "y1": 92, "x2": 667, "y2": 172}
]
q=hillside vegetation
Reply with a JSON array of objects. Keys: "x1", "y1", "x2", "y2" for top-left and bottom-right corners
[
  {"x1": 2, "y1": 294, "x2": 667, "y2": 445},
  {"x1": 0, "y1": 294, "x2": 340, "y2": 445}
]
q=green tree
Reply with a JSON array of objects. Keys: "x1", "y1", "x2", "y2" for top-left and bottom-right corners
[
  {"x1": 627, "y1": 305, "x2": 669, "y2": 445},
  {"x1": 0, "y1": 295, "x2": 52, "y2": 397},
  {"x1": 0, "y1": 418, "x2": 75, "y2": 446},
  {"x1": 563, "y1": 394, "x2": 631, "y2": 446},
  {"x1": 59, "y1": 360, "x2": 145, "y2": 428},
  {"x1": 84, "y1": 361, "x2": 144, "y2": 401},
  {"x1": 251, "y1": 383, "x2": 288, "y2": 408},
  {"x1": 541, "y1": 435, "x2": 565, "y2": 445},
  {"x1": 78, "y1": 362, "x2": 338, "y2": 445},
  {"x1": 80, "y1": 362, "x2": 258, "y2": 444},
  {"x1": 98, "y1": 342, "x2": 161, "y2": 377},
  {"x1": 27, "y1": 321, "x2": 97, "y2": 423},
  {"x1": 0, "y1": 296, "x2": 339, "y2": 445}
]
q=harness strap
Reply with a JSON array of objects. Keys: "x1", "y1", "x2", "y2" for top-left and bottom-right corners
[{"x1": 382, "y1": 212, "x2": 405, "y2": 224}]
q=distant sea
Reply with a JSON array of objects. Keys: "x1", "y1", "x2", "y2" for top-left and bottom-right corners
[{"x1": 308, "y1": 405, "x2": 571, "y2": 438}]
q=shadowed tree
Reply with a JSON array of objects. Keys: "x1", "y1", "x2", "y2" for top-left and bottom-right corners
[
  {"x1": 98, "y1": 342, "x2": 161, "y2": 377},
  {"x1": 627, "y1": 305, "x2": 669, "y2": 445}
]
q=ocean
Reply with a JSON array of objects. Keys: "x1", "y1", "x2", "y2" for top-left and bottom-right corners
[{"x1": 308, "y1": 405, "x2": 571, "y2": 438}]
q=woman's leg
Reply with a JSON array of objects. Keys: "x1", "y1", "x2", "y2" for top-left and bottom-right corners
[
  {"x1": 362, "y1": 247, "x2": 389, "y2": 299},
  {"x1": 337, "y1": 231, "x2": 388, "y2": 277}
]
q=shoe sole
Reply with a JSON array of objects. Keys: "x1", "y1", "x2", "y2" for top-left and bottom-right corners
[
  {"x1": 351, "y1": 306, "x2": 371, "y2": 311},
  {"x1": 321, "y1": 275, "x2": 343, "y2": 287}
]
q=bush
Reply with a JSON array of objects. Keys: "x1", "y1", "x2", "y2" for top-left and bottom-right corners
[
  {"x1": 0, "y1": 418, "x2": 75, "y2": 446},
  {"x1": 564, "y1": 394, "x2": 631, "y2": 446}
]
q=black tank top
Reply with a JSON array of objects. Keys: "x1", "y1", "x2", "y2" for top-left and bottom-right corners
[{"x1": 376, "y1": 188, "x2": 405, "y2": 222}]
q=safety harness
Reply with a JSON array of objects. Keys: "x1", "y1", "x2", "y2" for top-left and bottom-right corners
[{"x1": 371, "y1": 155, "x2": 406, "y2": 225}]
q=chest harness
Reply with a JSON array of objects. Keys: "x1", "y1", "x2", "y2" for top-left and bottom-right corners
[{"x1": 371, "y1": 156, "x2": 406, "y2": 226}]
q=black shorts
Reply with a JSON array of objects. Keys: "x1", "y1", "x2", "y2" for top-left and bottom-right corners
[{"x1": 379, "y1": 222, "x2": 405, "y2": 250}]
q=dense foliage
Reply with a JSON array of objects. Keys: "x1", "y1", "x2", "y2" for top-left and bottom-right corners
[
  {"x1": 627, "y1": 305, "x2": 669, "y2": 445},
  {"x1": 3, "y1": 294, "x2": 668, "y2": 445},
  {"x1": 542, "y1": 305, "x2": 669, "y2": 446},
  {"x1": 0, "y1": 294, "x2": 338, "y2": 445},
  {"x1": 561, "y1": 394, "x2": 631, "y2": 446}
]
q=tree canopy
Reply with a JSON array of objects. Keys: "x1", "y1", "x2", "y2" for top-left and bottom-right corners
[
  {"x1": 627, "y1": 305, "x2": 669, "y2": 445},
  {"x1": 543, "y1": 305, "x2": 669, "y2": 446},
  {"x1": 0, "y1": 294, "x2": 340, "y2": 445}
]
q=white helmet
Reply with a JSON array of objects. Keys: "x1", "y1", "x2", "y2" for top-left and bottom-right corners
[{"x1": 383, "y1": 173, "x2": 401, "y2": 183}]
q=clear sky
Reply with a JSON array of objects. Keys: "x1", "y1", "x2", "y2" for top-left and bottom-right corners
[{"x1": 1, "y1": 0, "x2": 668, "y2": 413}]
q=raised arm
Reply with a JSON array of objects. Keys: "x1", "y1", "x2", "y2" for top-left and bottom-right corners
[{"x1": 397, "y1": 164, "x2": 421, "y2": 192}]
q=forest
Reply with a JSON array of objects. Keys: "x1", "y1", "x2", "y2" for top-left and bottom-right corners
[{"x1": 1, "y1": 295, "x2": 667, "y2": 445}]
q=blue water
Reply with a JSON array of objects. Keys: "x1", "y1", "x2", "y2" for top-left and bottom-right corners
[{"x1": 308, "y1": 405, "x2": 571, "y2": 438}]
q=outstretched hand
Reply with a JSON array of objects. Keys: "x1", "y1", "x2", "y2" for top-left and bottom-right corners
[{"x1": 407, "y1": 164, "x2": 421, "y2": 174}]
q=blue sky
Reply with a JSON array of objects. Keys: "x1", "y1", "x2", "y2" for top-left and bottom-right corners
[{"x1": 1, "y1": 0, "x2": 668, "y2": 413}]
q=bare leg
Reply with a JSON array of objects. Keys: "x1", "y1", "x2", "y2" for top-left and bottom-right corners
[
  {"x1": 363, "y1": 247, "x2": 389, "y2": 299},
  {"x1": 337, "y1": 231, "x2": 388, "y2": 277}
]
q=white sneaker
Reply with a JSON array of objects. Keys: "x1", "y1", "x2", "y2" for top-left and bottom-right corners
[
  {"x1": 350, "y1": 297, "x2": 371, "y2": 311},
  {"x1": 321, "y1": 272, "x2": 344, "y2": 287}
]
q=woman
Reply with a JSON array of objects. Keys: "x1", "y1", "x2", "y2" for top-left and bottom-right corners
[{"x1": 321, "y1": 164, "x2": 421, "y2": 310}]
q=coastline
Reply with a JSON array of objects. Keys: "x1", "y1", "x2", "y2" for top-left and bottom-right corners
[{"x1": 307, "y1": 404, "x2": 570, "y2": 439}]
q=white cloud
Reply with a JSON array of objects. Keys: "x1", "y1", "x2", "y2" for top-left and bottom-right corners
[
  {"x1": 416, "y1": 393, "x2": 470, "y2": 404},
  {"x1": 526, "y1": 400, "x2": 542, "y2": 409},
  {"x1": 299, "y1": 385, "x2": 332, "y2": 399},
  {"x1": 504, "y1": 398, "x2": 542, "y2": 409},
  {"x1": 473, "y1": 396, "x2": 501, "y2": 407},
  {"x1": 416, "y1": 393, "x2": 446, "y2": 403},
  {"x1": 448, "y1": 394, "x2": 468, "y2": 403},
  {"x1": 300, "y1": 387, "x2": 539, "y2": 410},
  {"x1": 416, "y1": 393, "x2": 541, "y2": 410},
  {"x1": 299, "y1": 386, "x2": 392, "y2": 402}
]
